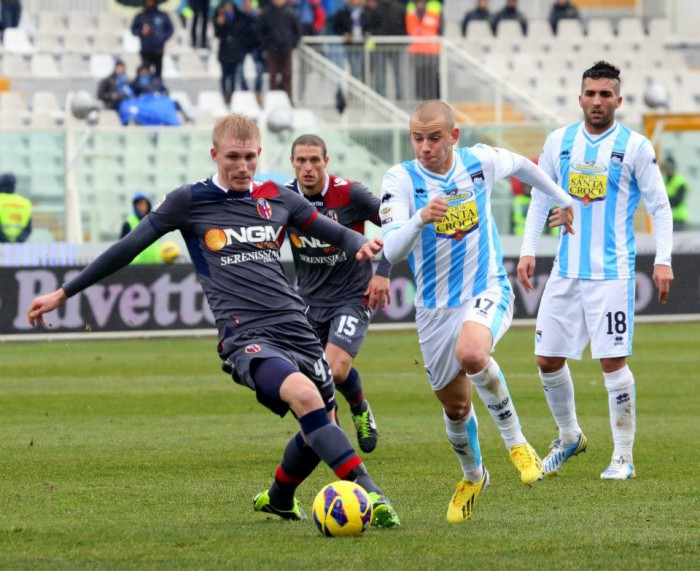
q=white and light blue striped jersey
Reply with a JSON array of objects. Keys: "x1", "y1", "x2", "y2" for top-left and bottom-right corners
[
  {"x1": 380, "y1": 145, "x2": 516, "y2": 309},
  {"x1": 523, "y1": 121, "x2": 672, "y2": 280}
]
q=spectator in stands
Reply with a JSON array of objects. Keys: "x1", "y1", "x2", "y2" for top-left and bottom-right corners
[
  {"x1": 0, "y1": 0, "x2": 21, "y2": 35},
  {"x1": 0, "y1": 173, "x2": 32, "y2": 244},
  {"x1": 290, "y1": 0, "x2": 326, "y2": 36},
  {"x1": 176, "y1": 0, "x2": 193, "y2": 29},
  {"x1": 97, "y1": 58, "x2": 134, "y2": 112},
  {"x1": 405, "y1": 0, "x2": 442, "y2": 100},
  {"x1": 511, "y1": 177, "x2": 532, "y2": 237},
  {"x1": 548, "y1": 0, "x2": 580, "y2": 35},
  {"x1": 365, "y1": 0, "x2": 406, "y2": 100},
  {"x1": 131, "y1": 0, "x2": 174, "y2": 78},
  {"x1": 120, "y1": 192, "x2": 160, "y2": 264},
  {"x1": 215, "y1": 0, "x2": 265, "y2": 107},
  {"x1": 236, "y1": 0, "x2": 266, "y2": 106},
  {"x1": 190, "y1": 0, "x2": 210, "y2": 49},
  {"x1": 461, "y1": 0, "x2": 491, "y2": 38},
  {"x1": 333, "y1": 0, "x2": 372, "y2": 81},
  {"x1": 123, "y1": 64, "x2": 190, "y2": 125},
  {"x1": 258, "y1": 0, "x2": 302, "y2": 103},
  {"x1": 130, "y1": 63, "x2": 168, "y2": 97},
  {"x1": 662, "y1": 155, "x2": 689, "y2": 231},
  {"x1": 492, "y1": 0, "x2": 527, "y2": 36},
  {"x1": 215, "y1": 1, "x2": 244, "y2": 106}
]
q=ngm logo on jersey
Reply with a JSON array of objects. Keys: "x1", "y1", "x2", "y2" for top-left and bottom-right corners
[
  {"x1": 288, "y1": 232, "x2": 333, "y2": 250},
  {"x1": 435, "y1": 189, "x2": 478, "y2": 241},
  {"x1": 204, "y1": 226, "x2": 284, "y2": 250},
  {"x1": 568, "y1": 161, "x2": 608, "y2": 206}
]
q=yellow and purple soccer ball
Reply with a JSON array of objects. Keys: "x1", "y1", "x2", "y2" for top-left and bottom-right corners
[
  {"x1": 312, "y1": 481, "x2": 373, "y2": 537},
  {"x1": 159, "y1": 241, "x2": 181, "y2": 264}
]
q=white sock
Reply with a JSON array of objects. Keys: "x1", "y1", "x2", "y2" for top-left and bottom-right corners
[
  {"x1": 443, "y1": 408, "x2": 484, "y2": 483},
  {"x1": 468, "y1": 358, "x2": 525, "y2": 448},
  {"x1": 604, "y1": 366, "x2": 635, "y2": 460},
  {"x1": 539, "y1": 363, "x2": 581, "y2": 444}
]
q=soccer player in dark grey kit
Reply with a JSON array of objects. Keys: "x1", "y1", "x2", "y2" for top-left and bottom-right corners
[
  {"x1": 27, "y1": 114, "x2": 400, "y2": 528},
  {"x1": 286, "y1": 134, "x2": 390, "y2": 453}
]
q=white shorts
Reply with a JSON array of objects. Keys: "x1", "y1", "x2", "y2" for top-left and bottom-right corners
[
  {"x1": 417, "y1": 284, "x2": 514, "y2": 391},
  {"x1": 535, "y1": 274, "x2": 635, "y2": 360}
]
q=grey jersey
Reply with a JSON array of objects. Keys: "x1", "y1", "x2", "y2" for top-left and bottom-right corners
[
  {"x1": 286, "y1": 174, "x2": 391, "y2": 307},
  {"x1": 62, "y1": 178, "x2": 367, "y2": 357}
]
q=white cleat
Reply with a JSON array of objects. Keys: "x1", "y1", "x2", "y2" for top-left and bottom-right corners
[{"x1": 600, "y1": 456, "x2": 636, "y2": 480}]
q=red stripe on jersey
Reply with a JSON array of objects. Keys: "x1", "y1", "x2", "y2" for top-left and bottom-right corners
[
  {"x1": 323, "y1": 174, "x2": 353, "y2": 208},
  {"x1": 277, "y1": 224, "x2": 288, "y2": 247},
  {"x1": 275, "y1": 465, "x2": 305, "y2": 485},
  {"x1": 298, "y1": 209, "x2": 318, "y2": 232},
  {"x1": 350, "y1": 220, "x2": 365, "y2": 235},
  {"x1": 333, "y1": 454, "x2": 363, "y2": 479},
  {"x1": 252, "y1": 180, "x2": 281, "y2": 199}
]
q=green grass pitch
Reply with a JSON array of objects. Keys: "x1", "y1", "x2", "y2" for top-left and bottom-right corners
[{"x1": 1, "y1": 323, "x2": 698, "y2": 569}]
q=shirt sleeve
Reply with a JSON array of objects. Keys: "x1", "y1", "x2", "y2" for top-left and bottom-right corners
[
  {"x1": 498, "y1": 147, "x2": 573, "y2": 209},
  {"x1": 520, "y1": 137, "x2": 561, "y2": 258},
  {"x1": 380, "y1": 167, "x2": 424, "y2": 264},
  {"x1": 62, "y1": 219, "x2": 164, "y2": 297},
  {"x1": 635, "y1": 140, "x2": 673, "y2": 266},
  {"x1": 349, "y1": 181, "x2": 382, "y2": 226},
  {"x1": 285, "y1": 188, "x2": 367, "y2": 257},
  {"x1": 148, "y1": 185, "x2": 193, "y2": 234}
]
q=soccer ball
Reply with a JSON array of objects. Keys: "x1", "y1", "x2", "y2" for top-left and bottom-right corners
[
  {"x1": 159, "y1": 241, "x2": 181, "y2": 264},
  {"x1": 312, "y1": 481, "x2": 373, "y2": 537},
  {"x1": 643, "y1": 82, "x2": 669, "y2": 109},
  {"x1": 69, "y1": 90, "x2": 99, "y2": 120}
]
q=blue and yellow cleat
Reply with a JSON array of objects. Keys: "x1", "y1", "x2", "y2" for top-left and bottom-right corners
[
  {"x1": 367, "y1": 492, "x2": 400, "y2": 528},
  {"x1": 541, "y1": 433, "x2": 588, "y2": 478},
  {"x1": 253, "y1": 490, "x2": 307, "y2": 521},
  {"x1": 600, "y1": 456, "x2": 636, "y2": 480}
]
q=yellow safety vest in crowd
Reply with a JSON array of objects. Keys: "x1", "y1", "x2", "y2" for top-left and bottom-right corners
[
  {"x1": 512, "y1": 194, "x2": 530, "y2": 236},
  {"x1": 126, "y1": 214, "x2": 161, "y2": 264},
  {"x1": 406, "y1": 0, "x2": 441, "y2": 55},
  {"x1": 0, "y1": 192, "x2": 32, "y2": 242},
  {"x1": 665, "y1": 173, "x2": 688, "y2": 223}
]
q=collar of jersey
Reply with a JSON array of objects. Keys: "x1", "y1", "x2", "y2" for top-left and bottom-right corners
[
  {"x1": 581, "y1": 121, "x2": 618, "y2": 146},
  {"x1": 414, "y1": 152, "x2": 457, "y2": 182},
  {"x1": 295, "y1": 173, "x2": 329, "y2": 200},
  {"x1": 212, "y1": 174, "x2": 253, "y2": 197}
]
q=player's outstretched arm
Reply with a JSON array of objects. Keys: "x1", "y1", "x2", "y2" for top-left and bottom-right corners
[
  {"x1": 27, "y1": 288, "x2": 68, "y2": 328},
  {"x1": 653, "y1": 264, "x2": 674, "y2": 303},
  {"x1": 516, "y1": 256, "x2": 536, "y2": 293},
  {"x1": 382, "y1": 197, "x2": 448, "y2": 263}
]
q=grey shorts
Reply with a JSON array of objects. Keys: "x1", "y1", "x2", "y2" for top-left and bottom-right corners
[
  {"x1": 225, "y1": 322, "x2": 336, "y2": 417},
  {"x1": 305, "y1": 301, "x2": 372, "y2": 357}
]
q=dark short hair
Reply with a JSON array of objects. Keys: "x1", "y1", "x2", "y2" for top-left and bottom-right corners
[
  {"x1": 582, "y1": 61, "x2": 621, "y2": 87},
  {"x1": 291, "y1": 134, "x2": 327, "y2": 157}
]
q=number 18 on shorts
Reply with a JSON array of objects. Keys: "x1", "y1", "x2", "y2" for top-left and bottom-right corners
[{"x1": 535, "y1": 275, "x2": 634, "y2": 360}]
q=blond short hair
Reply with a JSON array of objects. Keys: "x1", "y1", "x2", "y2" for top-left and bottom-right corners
[{"x1": 212, "y1": 114, "x2": 261, "y2": 149}]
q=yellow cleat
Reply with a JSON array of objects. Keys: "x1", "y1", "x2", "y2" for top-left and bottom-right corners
[
  {"x1": 509, "y1": 443, "x2": 543, "y2": 485},
  {"x1": 446, "y1": 468, "x2": 489, "y2": 524}
]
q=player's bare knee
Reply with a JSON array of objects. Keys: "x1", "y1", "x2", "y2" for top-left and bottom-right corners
[
  {"x1": 600, "y1": 357, "x2": 626, "y2": 374},
  {"x1": 443, "y1": 400, "x2": 472, "y2": 420},
  {"x1": 330, "y1": 360, "x2": 352, "y2": 385},
  {"x1": 537, "y1": 356, "x2": 566, "y2": 374},
  {"x1": 281, "y1": 374, "x2": 325, "y2": 415},
  {"x1": 456, "y1": 344, "x2": 489, "y2": 375}
]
